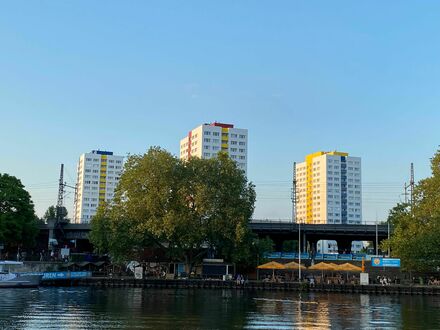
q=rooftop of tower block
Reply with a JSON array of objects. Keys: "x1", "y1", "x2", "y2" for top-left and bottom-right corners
[
  {"x1": 91, "y1": 150, "x2": 114, "y2": 155},
  {"x1": 207, "y1": 122, "x2": 234, "y2": 129}
]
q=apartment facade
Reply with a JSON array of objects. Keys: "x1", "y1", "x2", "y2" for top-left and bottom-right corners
[
  {"x1": 295, "y1": 151, "x2": 363, "y2": 253},
  {"x1": 295, "y1": 151, "x2": 362, "y2": 225},
  {"x1": 179, "y1": 122, "x2": 248, "y2": 174},
  {"x1": 73, "y1": 150, "x2": 123, "y2": 223}
]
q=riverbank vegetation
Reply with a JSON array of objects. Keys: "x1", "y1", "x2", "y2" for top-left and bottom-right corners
[
  {"x1": 0, "y1": 173, "x2": 39, "y2": 252},
  {"x1": 382, "y1": 150, "x2": 440, "y2": 272}
]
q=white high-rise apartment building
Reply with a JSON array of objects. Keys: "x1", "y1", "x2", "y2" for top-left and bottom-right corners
[
  {"x1": 73, "y1": 150, "x2": 124, "y2": 223},
  {"x1": 295, "y1": 151, "x2": 362, "y2": 225},
  {"x1": 179, "y1": 122, "x2": 248, "y2": 174},
  {"x1": 295, "y1": 151, "x2": 363, "y2": 253}
]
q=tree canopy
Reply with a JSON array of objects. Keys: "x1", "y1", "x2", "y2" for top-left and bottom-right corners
[
  {"x1": 42, "y1": 205, "x2": 68, "y2": 222},
  {"x1": 90, "y1": 147, "x2": 259, "y2": 269},
  {"x1": 382, "y1": 150, "x2": 440, "y2": 272},
  {"x1": 0, "y1": 173, "x2": 39, "y2": 249}
]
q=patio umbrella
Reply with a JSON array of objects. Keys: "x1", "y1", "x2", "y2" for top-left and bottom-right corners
[
  {"x1": 257, "y1": 261, "x2": 285, "y2": 280},
  {"x1": 328, "y1": 263, "x2": 341, "y2": 271},
  {"x1": 337, "y1": 263, "x2": 362, "y2": 282},
  {"x1": 337, "y1": 263, "x2": 362, "y2": 272},
  {"x1": 283, "y1": 261, "x2": 307, "y2": 270},
  {"x1": 308, "y1": 262, "x2": 338, "y2": 271},
  {"x1": 308, "y1": 262, "x2": 339, "y2": 280},
  {"x1": 284, "y1": 261, "x2": 307, "y2": 282}
]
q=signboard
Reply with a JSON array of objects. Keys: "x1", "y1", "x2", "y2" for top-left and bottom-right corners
[
  {"x1": 338, "y1": 254, "x2": 353, "y2": 260},
  {"x1": 323, "y1": 254, "x2": 338, "y2": 260},
  {"x1": 134, "y1": 267, "x2": 143, "y2": 280},
  {"x1": 61, "y1": 248, "x2": 70, "y2": 257},
  {"x1": 360, "y1": 273, "x2": 369, "y2": 285},
  {"x1": 281, "y1": 253, "x2": 296, "y2": 259},
  {"x1": 371, "y1": 258, "x2": 401, "y2": 268},
  {"x1": 70, "y1": 271, "x2": 91, "y2": 279},
  {"x1": 266, "y1": 252, "x2": 282, "y2": 259},
  {"x1": 20, "y1": 271, "x2": 92, "y2": 280}
]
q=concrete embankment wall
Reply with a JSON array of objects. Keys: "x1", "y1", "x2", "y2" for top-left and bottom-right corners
[{"x1": 41, "y1": 278, "x2": 440, "y2": 295}]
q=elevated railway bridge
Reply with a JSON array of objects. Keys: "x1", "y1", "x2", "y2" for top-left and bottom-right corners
[{"x1": 39, "y1": 219, "x2": 389, "y2": 254}]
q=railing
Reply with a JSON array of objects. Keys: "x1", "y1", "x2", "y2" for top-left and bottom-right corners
[
  {"x1": 265, "y1": 252, "x2": 369, "y2": 261},
  {"x1": 250, "y1": 219, "x2": 292, "y2": 223}
]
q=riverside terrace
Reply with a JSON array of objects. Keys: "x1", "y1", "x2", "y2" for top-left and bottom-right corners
[{"x1": 37, "y1": 220, "x2": 389, "y2": 254}]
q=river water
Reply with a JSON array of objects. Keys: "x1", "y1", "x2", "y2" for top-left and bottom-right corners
[{"x1": 0, "y1": 287, "x2": 439, "y2": 329}]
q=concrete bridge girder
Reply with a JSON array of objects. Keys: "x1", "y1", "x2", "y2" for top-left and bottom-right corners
[{"x1": 38, "y1": 222, "x2": 389, "y2": 255}]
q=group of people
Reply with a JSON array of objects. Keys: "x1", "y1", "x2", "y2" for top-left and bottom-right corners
[
  {"x1": 376, "y1": 276, "x2": 395, "y2": 286},
  {"x1": 235, "y1": 274, "x2": 248, "y2": 285},
  {"x1": 261, "y1": 274, "x2": 282, "y2": 283},
  {"x1": 427, "y1": 277, "x2": 440, "y2": 285}
]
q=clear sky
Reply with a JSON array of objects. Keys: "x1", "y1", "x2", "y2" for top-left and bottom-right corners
[{"x1": 1, "y1": 1, "x2": 440, "y2": 222}]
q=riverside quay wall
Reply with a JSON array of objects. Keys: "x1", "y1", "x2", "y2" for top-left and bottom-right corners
[{"x1": 41, "y1": 278, "x2": 440, "y2": 296}]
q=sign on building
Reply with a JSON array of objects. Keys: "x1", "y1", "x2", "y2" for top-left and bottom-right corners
[
  {"x1": 360, "y1": 273, "x2": 369, "y2": 285},
  {"x1": 371, "y1": 258, "x2": 401, "y2": 267}
]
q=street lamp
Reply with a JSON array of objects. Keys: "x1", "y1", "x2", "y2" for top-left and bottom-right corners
[
  {"x1": 387, "y1": 217, "x2": 390, "y2": 257},
  {"x1": 293, "y1": 163, "x2": 301, "y2": 282},
  {"x1": 298, "y1": 220, "x2": 301, "y2": 282}
]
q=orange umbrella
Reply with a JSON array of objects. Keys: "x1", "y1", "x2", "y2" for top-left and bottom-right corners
[
  {"x1": 257, "y1": 261, "x2": 285, "y2": 280},
  {"x1": 308, "y1": 262, "x2": 338, "y2": 271},
  {"x1": 337, "y1": 263, "x2": 362, "y2": 272},
  {"x1": 283, "y1": 261, "x2": 307, "y2": 270}
]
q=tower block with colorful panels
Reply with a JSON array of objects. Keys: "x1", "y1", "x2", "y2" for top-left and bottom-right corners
[
  {"x1": 179, "y1": 122, "x2": 248, "y2": 174},
  {"x1": 73, "y1": 150, "x2": 124, "y2": 223},
  {"x1": 295, "y1": 151, "x2": 362, "y2": 225}
]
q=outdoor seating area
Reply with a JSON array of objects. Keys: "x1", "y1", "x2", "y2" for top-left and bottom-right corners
[{"x1": 257, "y1": 261, "x2": 363, "y2": 284}]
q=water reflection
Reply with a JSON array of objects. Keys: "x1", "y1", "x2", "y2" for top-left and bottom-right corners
[{"x1": 0, "y1": 288, "x2": 439, "y2": 329}]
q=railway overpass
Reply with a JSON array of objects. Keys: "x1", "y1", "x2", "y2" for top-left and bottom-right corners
[
  {"x1": 39, "y1": 220, "x2": 390, "y2": 254},
  {"x1": 250, "y1": 220, "x2": 389, "y2": 253}
]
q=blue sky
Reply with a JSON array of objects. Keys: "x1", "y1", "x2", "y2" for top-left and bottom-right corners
[{"x1": 1, "y1": 1, "x2": 440, "y2": 221}]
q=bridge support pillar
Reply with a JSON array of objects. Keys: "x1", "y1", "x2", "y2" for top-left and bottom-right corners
[
  {"x1": 307, "y1": 239, "x2": 318, "y2": 258},
  {"x1": 336, "y1": 239, "x2": 352, "y2": 254},
  {"x1": 299, "y1": 232, "x2": 307, "y2": 253}
]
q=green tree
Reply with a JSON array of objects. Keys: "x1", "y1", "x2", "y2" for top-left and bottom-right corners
[
  {"x1": 254, "y1": 236, "x2": 275, "y2": 265},
  {"x1": 90, "y1": 147, "x2": 257, "y2": 270},
  {"x1": 42, "y1": 205, "x2": 68, "y2": 221},
  {"x1": 43, "y1": 206, "x2": 56, "y2": 220},
  {"x1": 382, "y1": 150, "x2": 440, "y2": 272},
  {"x1": 0, "y1": 173, "x2": 39, "y2": 250}
]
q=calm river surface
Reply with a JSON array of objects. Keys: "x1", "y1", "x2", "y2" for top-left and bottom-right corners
[{"x1": 0, "y1": 287, "x2": 439, "y2": 329}]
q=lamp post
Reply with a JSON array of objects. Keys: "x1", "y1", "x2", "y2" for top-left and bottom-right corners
[
  {"x1": 375, "y1": 218, "x2": 378, "y2": 256},
  {"x1": 298, "y1": 221, "x2": 301, "y2": 282},
  {"x1": 387, "y1": 218, "x2": 390, "y2": 257},
  {"x1": 293, "y1": 162, "x2": 301, "y2": 282}
]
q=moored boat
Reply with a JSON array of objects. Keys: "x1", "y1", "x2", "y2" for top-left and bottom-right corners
[{"x1": 0, "y1": 261, "x2": 43, "y2": 288}]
